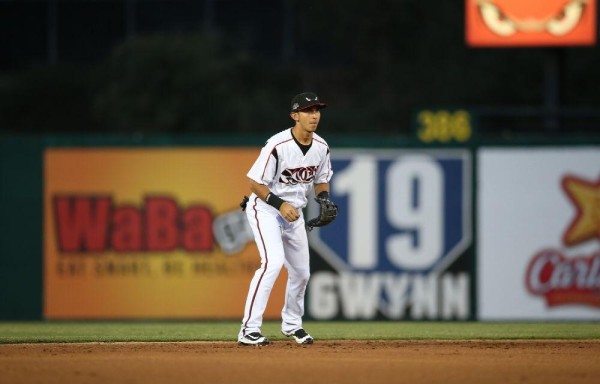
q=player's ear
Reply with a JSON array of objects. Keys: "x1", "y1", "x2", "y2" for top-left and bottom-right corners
[{"x1": 290, "y1": 112, "x2": 299, "y2": 121}]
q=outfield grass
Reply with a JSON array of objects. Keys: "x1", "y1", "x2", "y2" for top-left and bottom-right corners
[{"x1": 1, "y1": 321, "x2": 599, "y2": 344}]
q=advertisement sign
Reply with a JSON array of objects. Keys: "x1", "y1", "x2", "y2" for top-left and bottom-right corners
[
  {"x1": 307, "y1": 150, "x2": 473, "y2": 320},
  {"x1": 466, "y1": 0, "x2": 597, "y2": 47},
  {"x1": 477, "y1": 148, "x2": 600, "y2": 320},
  {"x1": 44, "y1": 148, "x2": 287, "y2": 319}
]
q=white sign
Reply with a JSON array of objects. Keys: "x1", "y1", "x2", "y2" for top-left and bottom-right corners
[{"x1": 477, "y1": 147, "x2": 600, "y2": 320}]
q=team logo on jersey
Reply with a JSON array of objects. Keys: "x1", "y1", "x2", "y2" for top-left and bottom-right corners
[{"x1": 279, "y1": 166, "x2": 318, "y2": 185}]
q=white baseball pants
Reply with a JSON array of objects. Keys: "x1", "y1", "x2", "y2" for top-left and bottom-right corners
[{"x1": 239, "y1": 195, "x2": 310, "y2": 337}]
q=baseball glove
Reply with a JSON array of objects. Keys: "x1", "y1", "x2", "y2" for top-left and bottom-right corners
[{"x1": 306, "y1": 193, "x2": 338, "y2": 231}]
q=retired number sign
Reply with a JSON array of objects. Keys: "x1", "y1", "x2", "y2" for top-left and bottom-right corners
[{"x1": 307, "y1": 150, "x2": 472, "y2": 320}]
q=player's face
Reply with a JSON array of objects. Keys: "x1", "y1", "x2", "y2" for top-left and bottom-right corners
[{"x1": 294, "y1": 107, "x2": 321, "y2": 133}]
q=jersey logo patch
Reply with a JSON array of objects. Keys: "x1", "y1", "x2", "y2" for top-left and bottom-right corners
[{"x1": 280, "y1": 166, "x2": 318, "y2": 185}]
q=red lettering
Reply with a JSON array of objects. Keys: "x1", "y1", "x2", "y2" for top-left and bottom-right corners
[
  {"x1": 525, "y1": 249, "x2": 600, "y2": 307},
  {"x1": 53, "y1": 195, "x2": 217, "y2": 254},
  {"x1": 145, "y1": 197, "x2": 179, "y2": 251},
  {"x1": 111, "y1": 206, "x2": 142, "y2": 251},
  {"x1": 54, "y1": 196, "x2": 111, "y2": 252},
  {"x1": 182, "y1": 206, "x2": 214, "y2": 251}
]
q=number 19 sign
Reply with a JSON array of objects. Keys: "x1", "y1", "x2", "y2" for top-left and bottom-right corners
[{"x1": 308, "y1": 150, "x2": 472, "y2": 320}]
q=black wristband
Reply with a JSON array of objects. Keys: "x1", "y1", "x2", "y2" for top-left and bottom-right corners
[
  {"x1": 317, "y1": 191, "x2": 329, "y2": 199},
  {"x1": 266, "y1": 192, "x2": 285, "y2": 210}
]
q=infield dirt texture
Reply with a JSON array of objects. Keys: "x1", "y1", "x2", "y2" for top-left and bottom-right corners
[
  {"x1": 1, "y1": 340, "x2": 599, "y2": 384},
  {"x1": 2, "y1": 322, "x2": 600, "y2": 384}
]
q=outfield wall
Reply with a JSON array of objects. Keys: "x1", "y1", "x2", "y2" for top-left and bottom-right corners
[
  {"x1": 0, "y1": 134, "x2": 598, "y2": 321},
  {"x1": 477, "y1": 148, "x2": 600, "y2": 320}
]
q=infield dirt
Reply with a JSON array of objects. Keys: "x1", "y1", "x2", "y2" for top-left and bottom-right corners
[{"x1": 1, "y1": 340, "x2": 599, "y2": 384}]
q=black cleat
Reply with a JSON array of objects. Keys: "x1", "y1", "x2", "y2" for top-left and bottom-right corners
[
  {"x1": 282, "y1": 328, "x2": 314, "y2": 344},
  {"x1": 238, "y1": 332, "x2": 270, "y2": 346}
]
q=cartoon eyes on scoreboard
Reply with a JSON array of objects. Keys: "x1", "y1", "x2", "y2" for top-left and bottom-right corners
[{"x1": 477, "y1": 0, "x2": 588, "y2": 37}]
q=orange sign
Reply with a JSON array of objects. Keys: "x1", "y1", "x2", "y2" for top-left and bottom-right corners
[
  {"x1": 44, "y1": 148, "x2": 287, "y2": 320},
  {"x1": 466, "y1": 0, "x2": 597, "y2": 46}
]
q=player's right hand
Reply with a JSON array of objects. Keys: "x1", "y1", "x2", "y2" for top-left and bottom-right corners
[{"x1": 280, "y1": 202, "x2": 300, "y2": 222}]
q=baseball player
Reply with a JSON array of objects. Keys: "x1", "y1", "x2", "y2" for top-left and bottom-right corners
[{"x1": 237, "y1": 92, "x2": 337, "y2": 346}]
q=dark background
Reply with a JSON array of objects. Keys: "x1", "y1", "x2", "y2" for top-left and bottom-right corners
[{"x1": 1, "y1": 0, "x2": 599, "y2": 137}]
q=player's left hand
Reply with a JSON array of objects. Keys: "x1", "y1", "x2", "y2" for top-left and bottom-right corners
[{"x1": 306, "y1": 193, "x2": 338, "y2": 231}]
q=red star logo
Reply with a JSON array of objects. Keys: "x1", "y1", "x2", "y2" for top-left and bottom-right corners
[{"x1": 561, "y1": 175, "x2": 600, "y2": 246}]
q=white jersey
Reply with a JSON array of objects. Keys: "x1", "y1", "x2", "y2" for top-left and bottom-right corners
[{"x1": 247, "y1": 128, "x2": 333, "y2": 209}]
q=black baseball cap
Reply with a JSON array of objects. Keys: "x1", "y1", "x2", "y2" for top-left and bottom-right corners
[{"x1": 290, "y1": 92, "x2": 327, "y2": 112}]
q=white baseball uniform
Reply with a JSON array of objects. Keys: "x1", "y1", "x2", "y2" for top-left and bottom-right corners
[{"x1": 239, "y1": 127, "x2": 333, "y2": 338}]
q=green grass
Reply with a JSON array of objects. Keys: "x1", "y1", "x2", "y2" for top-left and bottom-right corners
[{"x1": 0, "y1": 321, "x2": 599, "y2": 344}]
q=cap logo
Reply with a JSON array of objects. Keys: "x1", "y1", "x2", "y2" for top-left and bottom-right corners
[
  {"x1": 305, "y1": 97, "x2": 312, "y2": 101},
  {"x1": 292, "y1": 103, "x2": 299, "y2": 110}
]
